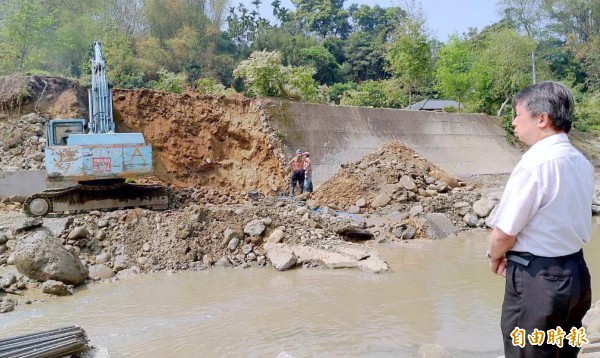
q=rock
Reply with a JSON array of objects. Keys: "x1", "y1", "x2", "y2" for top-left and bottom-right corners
[
  {"x1": 88, "y1": 264, "x2": 116, "y2": 280},
  {"x1": 97, "y1": 220, "x2": 109, "y2": 228},
  {"x1": 228, "y1": 238, "x2": 240, "y2": 251},
  {"x1": 347, "y1": 205, "x2": 360, "y2": 214},
  {"x1": 223, "y1": 228, "x2": 243, "y2": 246},
  {"x1": 402, "y1": 226, "x2": 416, "y2": 240},
  {"x1": 42, "y1": 217, "x2": 69, "y2": 237},
  {"x1": 370, "y1": 193, "x2": 391, "y2": 208},
  {"x1": 7, "y1": 253, "x2": 15, "y2": 265},
  {"x1": 95, "y1": 252, "x2": 110, "y2": 264},
  {"x1": 16, "y1": 217, "x2": 43, "y2": 232},
  {"x1": 244, "y1": 219, "x2": 266, "y2": 237},
  {"x1": 117, "y1": 266, "x2": 140, "y2": 280},
  {"x1": 410, "y1": 205, "x2": 424, "y2": 217},
  {"x1": 463, "y1": 212, "x2": 479, "y2": 227},
  {"x1": 267, "y1": 228, "x2": 285, "y2": 243},
  {"x1": 473, "y1": 198, "x2": 497, "y2": 218},
  {"x1": 14, "y1": 230, "x2": 88, "y2": 285},
  {"x1": 400, "y1": 175, "x2": 417, "y2": 191},
  {"x1": 356, "y1": 198, "x2": 367, "y2": 207},
  {"x1": 261, "y1": 217, "x2": 273, "y2": 226},
  {"x1": 67, "y1": 227, "x2": 90, "y2": 240},
  {"x1": 424, "y1": 213, "x2": 459, "y2": 240},
  {"x1": 289, "y1": 243, "x2": 389, "y2": 273},
  {"x1": 142, "y1": 243, "x2": 150, "y2": 252},
  {"x1": 1, "y1": 273, "x2": 16, "y2": 287},
  {"x1": 242, "y1": 244, "x2": 253, "y2": 255},
  {"x1": 387, "y1": 211, "x2": 409, "y2": 222},
  {"x1": 430, "y1": 170, "x2": 459, "y2": 188},
  {"x1": 0, "y1": 299, "x2": 15, "y2": 313},
  {"x1": 41, "y1": 280, "x2": 72, "y2": 296},
  {"x1": 137, "y1": 257, "x2": 148, "y2": 265},
  {"x1": 0, "y1": 244, "x2": 6, "y2": 255},
  {"x1": 0, "y1": 235, "x2": 7, "y2": 245},
  {"x1": 113, "y1": 255, "x2": 128, "y2": 271},
  {"x1": 264, "y1": 243, "x2": 297, "y2": 271},
  {"x1": 418, "y1": 343, "x2": 451, "y2": 358}
]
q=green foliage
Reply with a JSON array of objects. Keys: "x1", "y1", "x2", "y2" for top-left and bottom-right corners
[
  {"x1": 0, "y1": 0, "x2": 57, "y2": 74},
  {"x1": 345, "y1": 32, "x2": 388, "y2": 82},
  {"x1": 328, "y1": 82, "x2": 356, "y2": 104},
  {"x1": 297, "y1": 46, "x2": 339, "y2": 84},
  {"x1": 196, "y1": 78, "x2": 227, "y2": 95},
  {"x1": 233, "y1": 50, "x2": 323, "y2": 102},
  {"x1": 291, "y1": 0, "x2": 351, "y2": 38},
  {"x1": 386, "y1": 8, "x2": 432, "y2": 105},
  {"x1": 469, "y1": 27, "x2": 535, "y2": 116},
  {"x1": 148, "y1": 69, "x2": 188, "y2": 94},
  {"x1": 233, "y1": 50, "x2": 287, "y2": 97},
  {"x1": 574, "y1": 91, "x2": 600, "y2": 132},
  {"x1": 285, "y1": 66, "x2": 325, "y2": 102},
  {"x1": 340, "y1": 78, "x2": 406, "y2": 108},
  {"x1": 434, "y1": 35, "x2": 472, "y2": 110}
]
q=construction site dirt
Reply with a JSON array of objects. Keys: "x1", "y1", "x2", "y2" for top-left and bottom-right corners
[{"x1": 1, "y1": 74, "x2": 600, "y2": 320}]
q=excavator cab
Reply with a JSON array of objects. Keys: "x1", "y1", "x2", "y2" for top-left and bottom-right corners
[{"x1": 46, "y1": 119, "x2": 86, "y2": 146}]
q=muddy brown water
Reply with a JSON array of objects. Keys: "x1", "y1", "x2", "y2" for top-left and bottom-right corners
[{"x1": 3, "y1": 223, "x2": 600, "y2": 357}]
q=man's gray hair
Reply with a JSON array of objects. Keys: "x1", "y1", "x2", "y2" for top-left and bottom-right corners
[{"x1": 512, "y1": 81, "x2": 574, "y2": 133}]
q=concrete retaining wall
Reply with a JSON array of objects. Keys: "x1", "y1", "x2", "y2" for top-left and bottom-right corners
[{"x1": 266, "y1": 101, "x2": 522, "y2": 185}]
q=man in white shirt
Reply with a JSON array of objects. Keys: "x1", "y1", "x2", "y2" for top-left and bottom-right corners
[{"x1": 487, "y1": 81, "x2": 594, "y2": 357}]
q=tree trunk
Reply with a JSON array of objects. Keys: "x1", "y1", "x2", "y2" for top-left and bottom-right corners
[
  {"x1": 531, "y1": 51, "x2": 536, "y2": 84},
  {"x1": 497, "y1": 96, "x2": 511, "y2": 117}
]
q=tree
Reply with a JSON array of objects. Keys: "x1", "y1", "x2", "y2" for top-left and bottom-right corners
[
  {"x1": 108, "y1": 0, "x2": 147, "y2": 37},
  {"x1": 499, "y1": 0, "x2": 546, "y2": 83},
  {"x1": 297, "y1": 46, "x2": 339, "y2": 84},
  {"x1": 386, "y1": 3, "x2": 432, "y2": 106},
  {"x1": 0, "y1": 0, "x2": 56, "y2": 73},
  {"x1": 345, "y1": 32, "x2": 388, "y2": 81},
  {"x1": 291, "y1": 0, "x2": 351, "y2": 38},
  {"x1": 233, "y1": 50, "x2": 288, "y2": 97},
  {"x1": 470, "y1": 27, "x2": 535, "y2": 116},
  {"x1": 434, "y1": 35, "x2": 472, "y2": 111},
  {"x1": 233, "y1": 50, "x2": 323, "y2": 101}
]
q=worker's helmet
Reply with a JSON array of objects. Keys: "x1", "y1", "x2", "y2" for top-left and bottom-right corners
[{"x1": 295, "y1": 149, "x2": 303, "y2": 155}]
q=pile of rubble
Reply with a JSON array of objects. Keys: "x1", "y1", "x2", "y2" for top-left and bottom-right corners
[
  {"x1": 310, "y1": 141, "x2": 503, "y2": 239},
  {"x1": 0, "y1": 113, "x2": 47, "y2": 171}
]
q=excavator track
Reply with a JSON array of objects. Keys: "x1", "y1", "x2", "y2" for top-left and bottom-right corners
[{"x1": 23, "y1": 182, "x2": 174, "y2": 217}]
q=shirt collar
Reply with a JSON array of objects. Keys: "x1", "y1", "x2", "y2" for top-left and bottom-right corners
[{"x1": 524, "y1": 133, "x2": 569, "y2": 158}]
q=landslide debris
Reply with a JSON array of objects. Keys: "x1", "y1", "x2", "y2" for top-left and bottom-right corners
[
  {"x1": 112, "y1": 89, "x2": 287, "y2": 194},
  {"x1": 0, "y1": 75, "x2": 512, "y2": 312}
]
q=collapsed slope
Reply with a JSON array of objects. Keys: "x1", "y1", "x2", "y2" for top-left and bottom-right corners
[{"x1": 113, "y1": 89, "x2": 287, "y2": 193}]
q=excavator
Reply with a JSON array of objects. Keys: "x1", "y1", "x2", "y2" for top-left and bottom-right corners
[{"x1": 23, "y1": 41, "x2": 172, "y2": 216}]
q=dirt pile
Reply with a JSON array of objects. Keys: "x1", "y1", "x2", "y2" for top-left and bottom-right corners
[
  {"x1": 113, "y1": 89, "x2": 287, "y2": 194},
  {"x1": 0, "y1": 75, "x2": 87, "y2": 119},
  {"x1": 312, "y1": 141, "x2": 462, "y2": 210}
]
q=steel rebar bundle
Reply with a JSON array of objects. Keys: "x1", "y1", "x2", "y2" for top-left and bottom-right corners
[{"x1": 0, "y1": 326, "x2": 89, "y2": 358}]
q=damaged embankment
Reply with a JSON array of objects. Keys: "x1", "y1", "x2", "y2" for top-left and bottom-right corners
[{"x1": 0, "y1": 76, "x2": 526, "y2": 314}]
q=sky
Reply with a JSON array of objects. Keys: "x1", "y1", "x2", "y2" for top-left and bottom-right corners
[{"x1": 239, "y1": 0, "x2": 501, "y2": 42}]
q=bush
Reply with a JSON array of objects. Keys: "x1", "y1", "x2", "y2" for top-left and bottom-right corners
[
  {"x1": 196, "y1": 78, "x2": 227, "y2": 95},
  {"x1": 148, "y1": 69, "x2": 187, "y2": 94}
]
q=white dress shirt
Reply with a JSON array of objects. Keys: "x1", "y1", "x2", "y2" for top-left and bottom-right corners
[{"x1": 490, "y1": 133, "x2": 594, "y2": 257}]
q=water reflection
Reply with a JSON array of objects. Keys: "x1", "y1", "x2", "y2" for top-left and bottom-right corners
[{"x1": 2, "y1": 224, "x2": 600, "y2": 357}]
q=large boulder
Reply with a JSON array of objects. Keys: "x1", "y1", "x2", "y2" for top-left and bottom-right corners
[{"x1": 14, "y1": 230, "x2": 88, "y2": 285}]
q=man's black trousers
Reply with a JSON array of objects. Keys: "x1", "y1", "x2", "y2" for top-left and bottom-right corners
[{"x1": 501, "y1": 250, "x2": 591, "y2": 357}]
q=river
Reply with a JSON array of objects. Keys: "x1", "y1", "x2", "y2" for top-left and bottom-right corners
[{"x1": 3, "y1": 223, "x2": 600, "y2": 357}]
